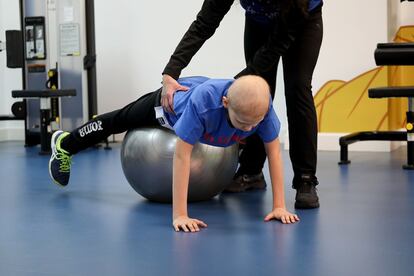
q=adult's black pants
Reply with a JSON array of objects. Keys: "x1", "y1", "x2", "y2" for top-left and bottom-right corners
[{"x1": 239, "y1": 9, "x2": 323, "y2": 185}]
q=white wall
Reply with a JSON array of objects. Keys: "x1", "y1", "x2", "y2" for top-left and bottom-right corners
[
  {"x1": 313, "y1": 0, "x2": 388, "y2": 92},
  {"x1": 94, "y1": 0, "x2": 246, "y2": 112},
  {"x1": 0, "y1": 0, "x2": 24, "y2": 141},
  {"x1": 388, "y1": 0, "x2": 401, "y2": 41},
  {"x1": 400, "y1": 0, "x2": 414, "y2": 25}
]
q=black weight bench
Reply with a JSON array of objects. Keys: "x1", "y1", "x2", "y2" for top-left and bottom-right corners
[
  {"x1": 0, "y1": 115, "x2": 23, "y2": 121},
  {"x1": 12, "y1": 89, "x2": 76, "y2": 154},
  {"x1": 339, "y1": 43, "x2": 414, "y2": 170}
]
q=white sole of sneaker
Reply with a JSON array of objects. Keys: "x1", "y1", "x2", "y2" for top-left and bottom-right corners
[{"x1": 48, "y1": 130, "x2": 66, "y2": 188}]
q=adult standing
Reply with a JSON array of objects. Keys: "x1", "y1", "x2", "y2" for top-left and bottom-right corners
[{"x1": 161, "y1": 0, "x2": 323, "y2": 209}]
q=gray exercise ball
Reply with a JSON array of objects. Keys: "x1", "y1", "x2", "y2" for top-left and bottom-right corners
[{"x1": 120, "y1": 127, "x2": 239, "y2": 202}]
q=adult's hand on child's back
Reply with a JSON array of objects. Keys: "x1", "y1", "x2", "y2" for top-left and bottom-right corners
[
  {"x1": 161, "y1": 74, "x2": 189, "y2": 114},
  {"x1": 264, "y1": 208, "x2": 300, "y2": 224},
  {"x1": 173, "y1": 215, "x2": 207, "y2": 233}
]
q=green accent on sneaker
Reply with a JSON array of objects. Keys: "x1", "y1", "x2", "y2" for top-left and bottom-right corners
[
  {"x1": 55, "y1": 132, "x2": 71, "y2": 173},
  {"x1": 49, "y1": 131, "x2": 73, "y2": 187}
]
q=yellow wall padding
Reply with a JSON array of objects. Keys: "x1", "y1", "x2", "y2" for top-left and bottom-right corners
[{"x1": 315, "y1": 26, "x2": 414, "y2": 133}]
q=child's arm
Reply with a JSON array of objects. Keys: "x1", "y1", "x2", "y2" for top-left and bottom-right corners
[
  {"x1": 264, "y1": 138, "x2": 300, "y2": 224},
  {"x1": 172, "y1": 137, "x2": 208, "y2": 232}
]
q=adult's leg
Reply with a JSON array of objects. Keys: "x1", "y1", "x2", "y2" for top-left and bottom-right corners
[
  {"x1": 237, "y1": 16, "x2": 279, "y2": 176},
  {"x1": 61, "y1": 89, "x2": 162, "y2": 155},
  {"x1": 282, "y1": 10, "x2": 323, "y2": 188}
]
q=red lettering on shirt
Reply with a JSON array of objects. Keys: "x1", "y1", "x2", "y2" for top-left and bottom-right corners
[{"x1": 203, "y1": 133, "x2": 244, "y2": 145}]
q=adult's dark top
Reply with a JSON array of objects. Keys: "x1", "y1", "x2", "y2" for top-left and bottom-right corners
[{"x1": 162, "y1": 0, "x2": 323, "y2": 80}]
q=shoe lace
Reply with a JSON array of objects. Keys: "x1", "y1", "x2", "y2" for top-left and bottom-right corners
[
  {"x1": 301, "y1": 180, "x2": 319, "y2": 192},
  {"x1": 56, "y1": 151, "x2": 72, "y2": 173}
]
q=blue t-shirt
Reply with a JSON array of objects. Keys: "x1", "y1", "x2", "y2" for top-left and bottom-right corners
[
  {"x1": 164, "y1": 77, "x2": 280, "y2": 147},
  {"x1": 240, "y1": 0, "x2": 323, "y2": 23}
]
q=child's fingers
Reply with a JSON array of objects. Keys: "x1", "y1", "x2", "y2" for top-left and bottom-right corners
[
  {"x1": 264, "y1": 213, "x2": 274, "y2": 222},
  {"x1": 285, "y1": 214, "x2": 299, "y2": 223},
  {"x1": 286, "y1": 215, "x2": 299, "y2": 224},
  {"x1": 264, "y1": 211, "x2": 299, "y2": 224},
  {"x1": 187, "y1": 221, "x2": 202, "y2": 232},
  {"x1": 195, "y1": 219, "x2": 207, "y2": 227},
  {"x1": 187, "y1": 223, "x2": 196, "y2": 232},
  {"x1": 191, "y1": 222, "x2": 200, "y2": 232},
  {"x1": 180, "y1": 224, "x2": 190, "y2": 232}
]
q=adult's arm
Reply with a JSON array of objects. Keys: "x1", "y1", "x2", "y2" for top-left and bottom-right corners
[{"x1": 162, "y1": 0, "x2": 234, "y2": 80}]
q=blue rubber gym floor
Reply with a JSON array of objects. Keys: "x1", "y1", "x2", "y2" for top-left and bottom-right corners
[{"x1": 0, "y1": 141, "x2": 413, "y2": 276}]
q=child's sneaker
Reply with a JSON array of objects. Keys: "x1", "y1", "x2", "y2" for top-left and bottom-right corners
[{"x1": 49, "y1": 130, "x2": 72, "y2": 187}]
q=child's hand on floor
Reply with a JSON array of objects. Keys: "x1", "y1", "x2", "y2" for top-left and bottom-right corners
[
  {"x1": 173, "y1": 216, "x2": 208, "y2": 232},
  {"x1": 264, "y1": 208, "x2": 300, "y2": 224}
]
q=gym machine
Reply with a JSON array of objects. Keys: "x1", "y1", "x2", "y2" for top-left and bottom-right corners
[
  {"x1": 0, "y1": 31, "x2": 26, "y2": 123},
  {"x1": 2, "y1": 0, "x2": 98, "y2": 154},
  {"x1": 339, "y1": 0, "x2": 414, "y2": 169}
]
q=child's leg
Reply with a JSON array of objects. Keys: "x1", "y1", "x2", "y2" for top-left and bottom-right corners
[{"x1": 61, "y1": 88, "x2": 161, "y2": 154}]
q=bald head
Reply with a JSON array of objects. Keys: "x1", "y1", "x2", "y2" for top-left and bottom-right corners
[{"x1": 226, "y1": 75, "x2": 270, "y2": 119}]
